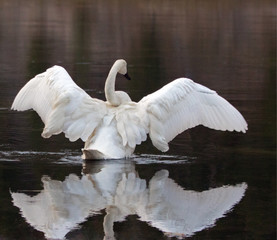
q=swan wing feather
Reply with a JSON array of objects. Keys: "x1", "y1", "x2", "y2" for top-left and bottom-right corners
[
  {"x1": 115, "y1": 103, "x2": 149, "y2": 148},
  {"x1": 139, "y1": 78, "x2": 247, "y2": 151},
  {"x1": 11, "y1": 66, "x2": 106, "y2": 142}
]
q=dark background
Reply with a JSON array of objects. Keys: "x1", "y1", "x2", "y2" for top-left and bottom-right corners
[{"x1": 0, "y1": 0, "x2": 275, "y2": 239}]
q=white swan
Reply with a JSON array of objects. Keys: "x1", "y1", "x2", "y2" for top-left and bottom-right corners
[{"x1": 11, "y1": 59, "x2": 248, "y2": 159}]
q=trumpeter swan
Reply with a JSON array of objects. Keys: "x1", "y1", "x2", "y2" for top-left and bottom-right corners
[{"x1": 11, "y1": 59, "x2": 247, "y2": 159}]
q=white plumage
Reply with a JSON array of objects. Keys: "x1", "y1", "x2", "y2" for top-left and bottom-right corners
[{"x1": 11, "y1": 59, "x2": 247, "y2": 159}]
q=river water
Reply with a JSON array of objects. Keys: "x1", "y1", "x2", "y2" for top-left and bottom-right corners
[{"x1": 0, "y1": 0, "x2": 275, "y2": 239}]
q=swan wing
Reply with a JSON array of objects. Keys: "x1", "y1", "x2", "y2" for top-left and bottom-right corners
[
  {"x1": 140, "y1": 170, "x2": 247, "y2": 237},
  {"x1": 11, "y1": 66, "x2": 106, "y2": 142},
  {"x1": 139, "y1": 78, "x2": 248, "y2": 151}
]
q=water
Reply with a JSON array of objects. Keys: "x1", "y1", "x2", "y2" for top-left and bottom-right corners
[{"x1": 0, "y1": 0, "x2": 275, "y2": 239}]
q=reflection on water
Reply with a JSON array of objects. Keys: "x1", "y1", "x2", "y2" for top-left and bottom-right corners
[
  {"x1": 0, "y1": 0, "x2": 275, "y2": 239},
  {"x1": 11, "y1": 160, "x2": 247, "y2": 240}
]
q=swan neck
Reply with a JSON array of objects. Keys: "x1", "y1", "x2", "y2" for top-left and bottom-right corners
[{"x1": 105, "y1": 64, "x2": 119, "y2": 105}]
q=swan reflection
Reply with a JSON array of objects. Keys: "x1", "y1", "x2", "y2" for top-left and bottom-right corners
[{"x1": 11, "y1": 161, "x2": 247, "y2": 239}]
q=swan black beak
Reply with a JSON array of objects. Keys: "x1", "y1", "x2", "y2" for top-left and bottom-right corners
[{"x1": 124, "y1": 73, "x2": 131, "y2": 80}]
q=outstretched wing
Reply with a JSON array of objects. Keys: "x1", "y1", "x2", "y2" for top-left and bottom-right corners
[
  {"x1": 138, "y1": 78, "x2": 248, "y2": 152},
  {"x1": 11, "y1": 66, "x2": 106, "y2": 142}
]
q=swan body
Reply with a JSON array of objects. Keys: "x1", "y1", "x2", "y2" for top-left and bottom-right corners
[{"x1": 11, "y1": 59, "x2": 248, "y2": 159}]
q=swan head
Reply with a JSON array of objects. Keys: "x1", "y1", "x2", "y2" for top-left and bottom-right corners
[{"x1": 115, "y1": 59, "x2": 131, "y2": 80}]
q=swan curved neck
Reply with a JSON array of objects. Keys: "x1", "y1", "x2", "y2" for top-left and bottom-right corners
[{"x1": 105, "y1": 63, "x2": 120, "y2": 106}]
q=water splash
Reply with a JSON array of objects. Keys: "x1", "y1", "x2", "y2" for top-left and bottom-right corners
[{"x1": 132, "y1": 154, "x2": 195, "y2": 164}]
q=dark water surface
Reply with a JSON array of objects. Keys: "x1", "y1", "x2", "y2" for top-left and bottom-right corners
[{"x1": 0, "y1": 0, "x2": 275, "y2": 239}]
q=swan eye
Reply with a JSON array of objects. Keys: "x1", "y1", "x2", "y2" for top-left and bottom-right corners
[{"x1": 124, "y1": 73, "x2": 131, "y2": 80}]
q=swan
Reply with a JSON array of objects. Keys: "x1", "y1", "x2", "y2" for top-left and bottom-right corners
[{"x1": 11, "y1": 59, "x2": 248, "y2": 159}]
